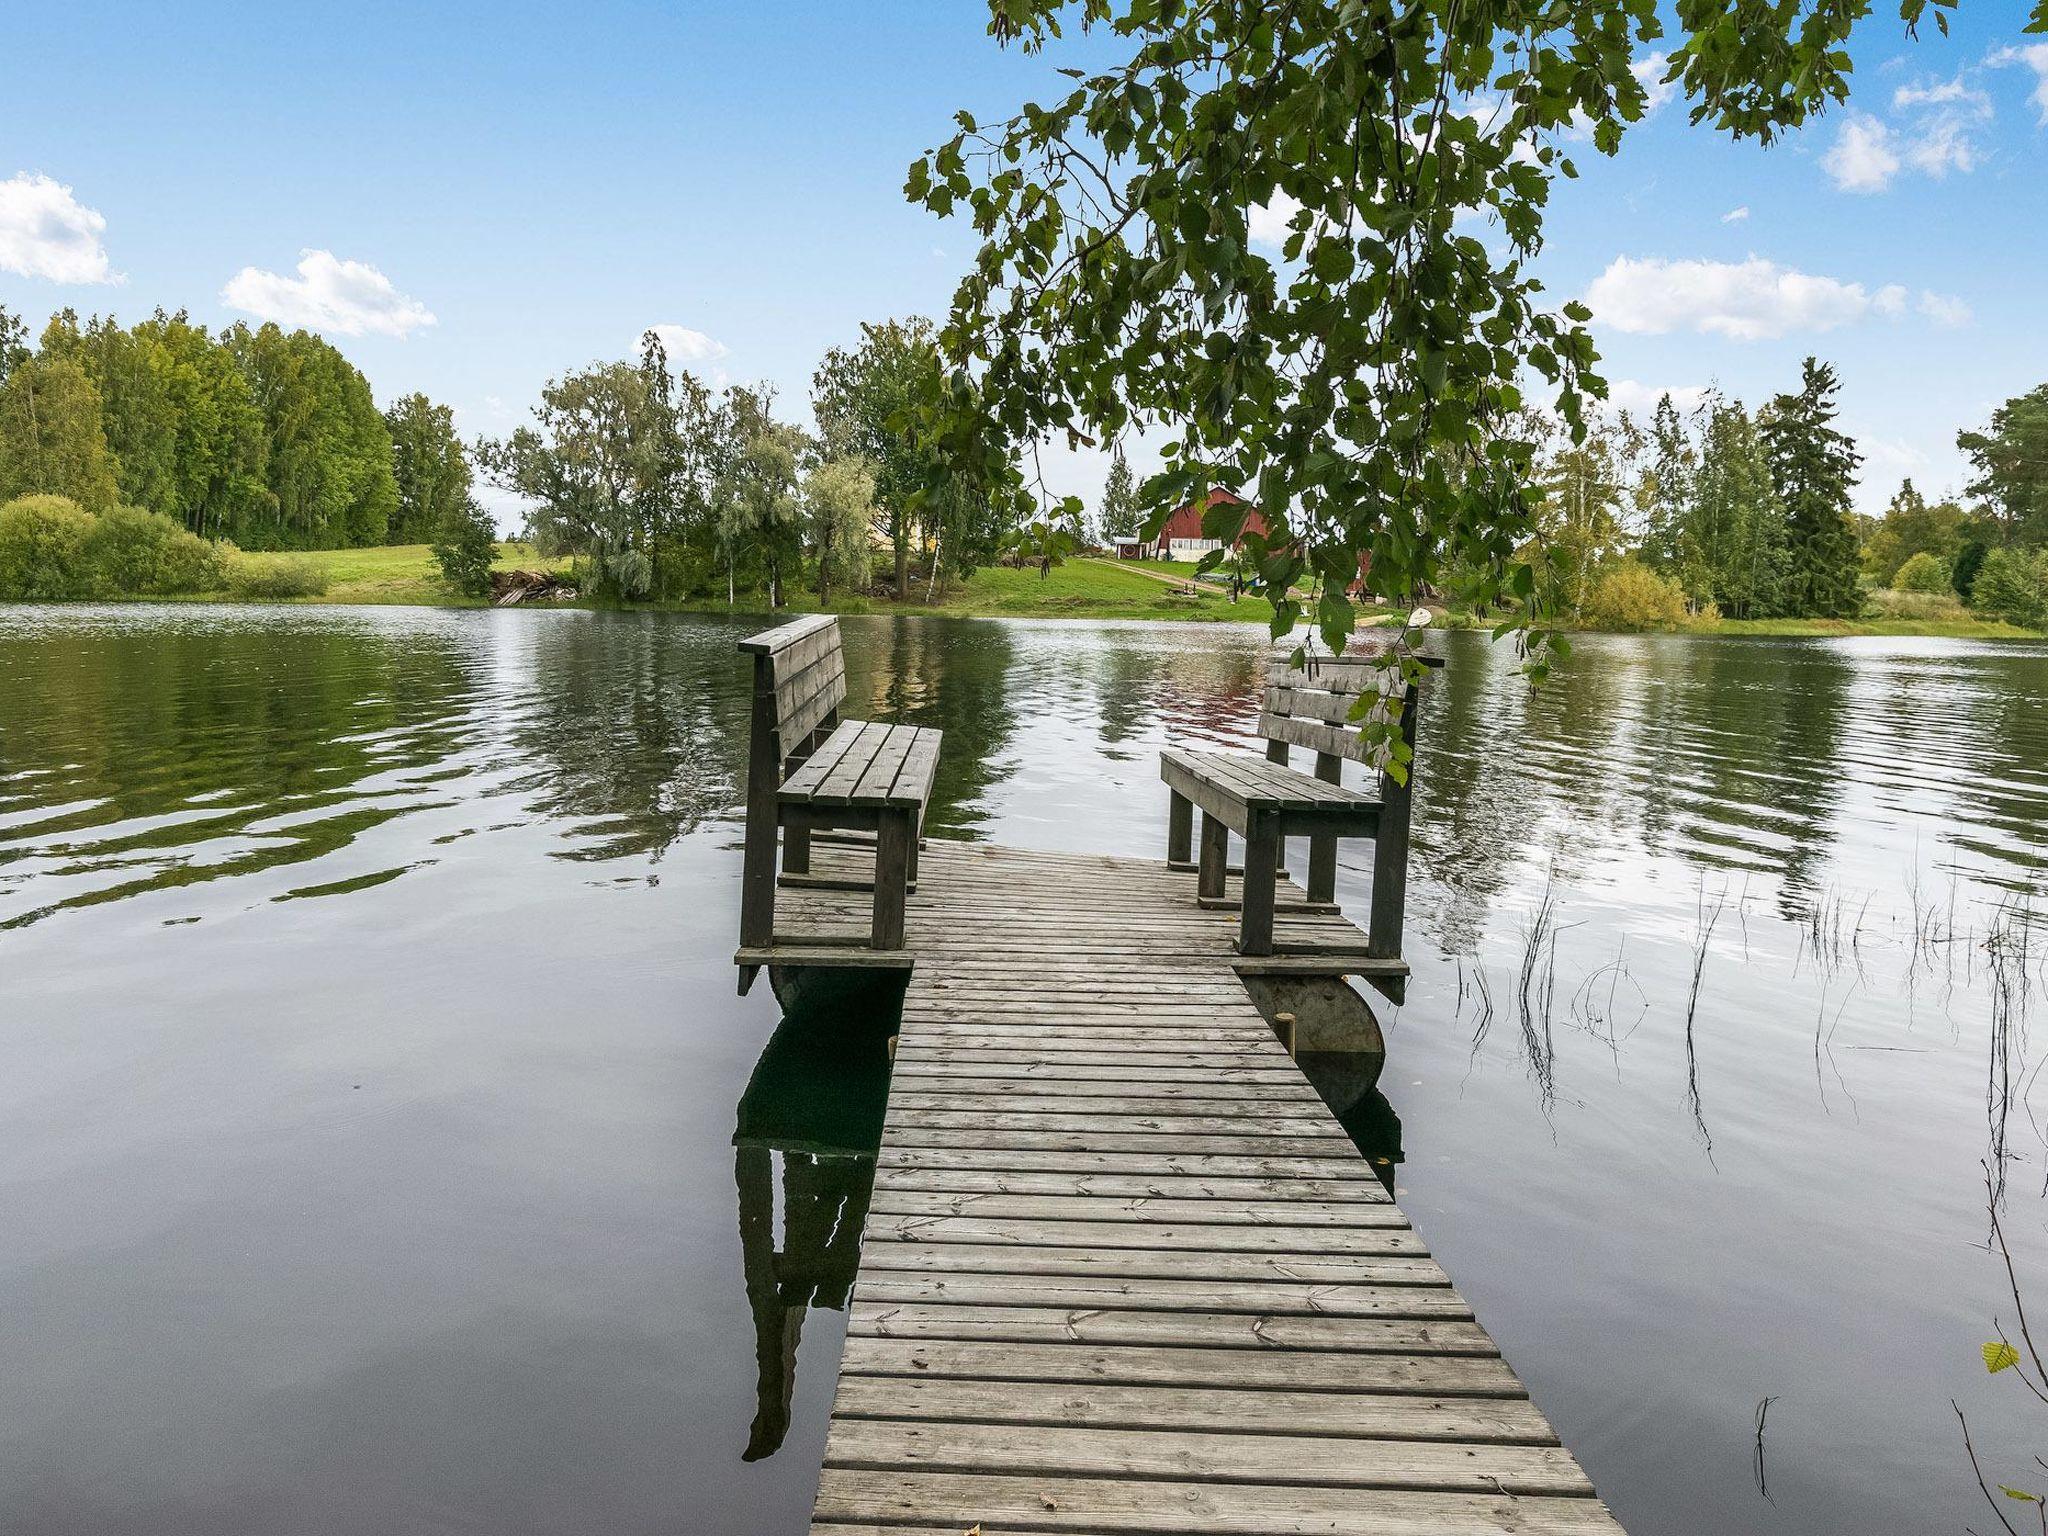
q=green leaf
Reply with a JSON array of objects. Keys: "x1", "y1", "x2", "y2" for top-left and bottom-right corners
[
  {"x1": 1985, "y1": 1341, "x2": 2022, "y2": 1373},
  {"x1": 2002, "y1": 1486, "x2": 2041, "y2": 1503}
]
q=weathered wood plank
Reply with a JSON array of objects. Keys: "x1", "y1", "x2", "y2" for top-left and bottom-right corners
[
  {"x1": 825, "y1": 1375, "x2": 1557, "y2": 1442},
  {"x1": 849, "y1": 1272, "x2": 1463, "y2": 1317},
  {"x1": 866, "y1": 1190, "x2": 1404, "y2": 1227},
  {"x1": 821, "y1": 1418, "x2": 1592, "y2": 1496},
  {"x1": 855, "y1": 1243, "x2": 1448, "y2": 1285},
  {"x1": 861, "y1": 1215, "x2": 1421, "y2": 1253},
  {"x1": 836, "y1": 1337, "x2": 1523, "y2": 1394},
  {"x1": 845, "y1": 1304, "x2": 1495, "y2": 1356}
]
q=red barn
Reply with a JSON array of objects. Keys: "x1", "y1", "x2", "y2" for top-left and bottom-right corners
[{"x1": 1137, "y1": 488, "x2": 1268, "y2": 561}]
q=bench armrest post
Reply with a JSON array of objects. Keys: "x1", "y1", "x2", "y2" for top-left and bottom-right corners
[
  {"x1": 1367, "y1": 682, "x2": 1422, "y2": 959},
  {"x1": 739, "y1": 653, "x2": 783, "y2": 948}
]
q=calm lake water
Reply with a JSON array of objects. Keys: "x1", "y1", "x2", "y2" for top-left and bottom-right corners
[{"x1": 4, "y1": 603, "x2": 2047, "y2": 1535}]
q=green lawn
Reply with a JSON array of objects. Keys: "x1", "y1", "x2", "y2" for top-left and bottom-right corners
[
  {"x1": 263, "y1": 545, "x2": 1278, "y2": 621},
  {"x1": 268, "y1": 543, "x2": 573, "y2": 605},
  {"x1": 240, "y1": 547, "x2": 2048, "y2": 638}
]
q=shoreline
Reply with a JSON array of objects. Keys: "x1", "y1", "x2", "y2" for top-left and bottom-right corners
[{"x1": 30, "y1": 543, "x2": 2037, "y2": 641}]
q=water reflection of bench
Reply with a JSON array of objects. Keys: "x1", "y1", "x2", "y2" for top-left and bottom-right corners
[{"x1": 731, "y1": 1011, "x2": 890, "y2": 1461}]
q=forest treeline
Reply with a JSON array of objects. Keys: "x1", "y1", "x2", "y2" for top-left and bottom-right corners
[
  {"x1": 4, "y1": 294, "x2": 2047, "y2": 629},
  {"x1": 478, "y1": 317, "x2": 1026, "y2": 605},
  {"x1": 1518, "y1": 359, "x2": 2048, "y2": 631},
  {"x1": 0, "y1": 303, "x2": 1030, "y2": 606}
]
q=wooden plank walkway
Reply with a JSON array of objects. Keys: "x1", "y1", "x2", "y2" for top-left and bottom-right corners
[{"x1": 763, "y1": 838, "x2": 1624, "y2": 1536}]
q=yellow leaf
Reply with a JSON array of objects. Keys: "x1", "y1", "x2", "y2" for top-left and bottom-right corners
[{"x1": 1985, "y1": 1341, "x2": 2022, "y2": 1373}]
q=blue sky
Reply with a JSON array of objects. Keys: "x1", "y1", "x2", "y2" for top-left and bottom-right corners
[{"x1": 2, "y1": 2, "x2": 2043, "y2": 521}]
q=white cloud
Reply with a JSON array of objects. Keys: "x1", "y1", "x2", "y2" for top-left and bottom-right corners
[
  {"x1": 1607, "y1": 379, "x2": 1710, "y2": 416},
  {"x1": 1988, "y1": 43, "x2": 2048, "y2": 124},
  {"x1": 1632, "y1": 53, "x2": 1677, "y2": 113},
  {"x1": 221, "y1": 250, "x2": 434, "y2": 338},
  {"x1": 1872, "y1": 283, "x2": 1909, "y2": 316},
  {"x1": 1586, "y1": 255, "x2": 1887, "y2": 341},
  {"x1": 1823, "y1": 115, "x2": 1900, "y2": 192},
  {"x1": 1893, "y1": 76, "x2": 1991, "y2": 112},
  {"x1": 1918, "y1": 289, "x2": 1972, "y2": 327},
  {"x1": 1903, "y1": 111, "x2": 1982, "y2": 176},
  {"x1": 0, "y1": 172, "x2": 118, "y2": 284},
  {"x1": 1247, "y1": 190, "x2": 1303, "y2": 248},
  {"x1": 1721, "y1": 205, "x2": 1750, "y2": 223},
  {"x1": 645, "y1": 323, "x2": 728, "y2": 364}
]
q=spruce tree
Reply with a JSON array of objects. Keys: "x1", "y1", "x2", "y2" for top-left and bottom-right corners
[
  {"x1": 1098, "y1": 447, "x2": 1138, "y2": 542},
  {"x1": 1763, "y1": 358, "x2": 1863, "y2": 618}
]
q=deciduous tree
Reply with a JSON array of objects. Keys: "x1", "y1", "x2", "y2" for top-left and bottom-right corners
[
  {"x1": 1959, "y1": 383, "x2": 2048, "y2": 549},
  {"x1": 386, "y1": 393, "x2": 473, "y2": 545},
  {"x1": 908, "y1": 0, "x2": 2038, "y2": 740},
  {"x1": 0, "y1": 354, "x2": 121, "y2": 512}
]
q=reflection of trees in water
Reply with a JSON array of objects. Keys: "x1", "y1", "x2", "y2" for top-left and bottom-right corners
[
  {"x1": 1414, "y1": 633, "x2": 1856, "y2": 951},
  {"x1": 839, "y1": 617, "x2": 1019, "y2": 839},
  {"x1": 514, "y1": 613, "x2": 748, "y2": 862},
  {"x1": 0, "y1": 616, "x2": 481, "y2": 926},
  {"x1": 1089, "y1": 643, "x2": 1265, "y2": 756},
  {"x1": 1860, "y1": 650, "x2": 2048, "y2": 888},
  {"x1": 1623, "y1": 640, "x2": 1850, "y2": 916},
  {"x1": 730, "y1": 998, "x2": 893, "y2": 1461}
]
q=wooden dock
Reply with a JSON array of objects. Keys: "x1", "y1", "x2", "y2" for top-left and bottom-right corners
[{"x1": 749, "y1": 837, "x2": 1625, "y2": 1536}]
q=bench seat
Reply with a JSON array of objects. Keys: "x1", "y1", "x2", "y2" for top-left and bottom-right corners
[
  {"x1": 782, "y1": 720, "x2": 941, "y2": 811},
  {"x1": 1161, "y1": 747, "x2": 1382, "y2": 834}
]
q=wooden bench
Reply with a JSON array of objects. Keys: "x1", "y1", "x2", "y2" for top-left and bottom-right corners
[
  {"x1": 1160, "y1": 649, "x2": 1436, "y2": 959},
  {"x1": 737, "y1": 615, "x2": 941, "y2": 958}
]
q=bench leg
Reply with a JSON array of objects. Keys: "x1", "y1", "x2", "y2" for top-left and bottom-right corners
[
  {"x1": 1167, "y1": 791, "x2": 1193, "y2": 866},
  {"x1": 783, "y1": 809, "x2": 811, "y2": 875},
  {"x1": 740, "y1": 809, "x2": 779, "y2": 948},
  {"x1": 872, "y1": 810, "x2": 913, "y2": 950},
  {"x1": 906, "y1": 810, "x2": 922, "y2": 886},
  {"x1": 1307, "y1": 835, "x2": 1338, "y2": 903},
  {"x1": 1307, "y1": 752, "x2": 1343, "y2": 902},
  {"x1": 1239, "y1": 812, "x2": 1279, "y2": 956},
  {"x1": 1197, "y1": 812, "x2": 1229, "y2": 900}
]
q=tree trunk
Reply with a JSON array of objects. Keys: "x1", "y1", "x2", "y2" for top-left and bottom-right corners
[{"x1": 894, "y1": 536, "x2": 908, "y2": 603}]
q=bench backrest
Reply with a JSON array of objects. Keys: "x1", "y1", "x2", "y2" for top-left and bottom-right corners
[
  {"x1": 1260, "y1": 650, "x2": 1439, "y2": 772},
  {"x1": 739, "y1": 613, "x2": 847, "y2": 772}
]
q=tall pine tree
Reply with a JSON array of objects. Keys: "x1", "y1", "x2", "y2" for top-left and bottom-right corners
[
  {"x1": 1098, "y1": 446, "x2": 1138, "y2": 541},
  {"x1": 1763, "y1": 358, "x2": 1863, "y2": 618}
]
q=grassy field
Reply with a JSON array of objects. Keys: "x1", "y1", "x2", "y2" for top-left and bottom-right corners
[
  {"x1": 219, "y1": 545, "x2": 2044, "y2": 638},
  {"x1": 262, "y1": 544, "x2": 1280, "y2": 622},
  {"x1": 260, "y1": 542, "x2": 571, "y2": 606}
]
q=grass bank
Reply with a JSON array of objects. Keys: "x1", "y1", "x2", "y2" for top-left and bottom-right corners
[
  {"x1": 192, "y1": 545, "x2": 2047, "y2": 638},
  {"x1": 256, "y1": 544, "x2": 1283, "y2": 622}
]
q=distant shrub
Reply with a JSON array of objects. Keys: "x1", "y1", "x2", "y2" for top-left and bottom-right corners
[
  {"x1": 227, "y1": 553, "x2": 330, "y2": 600},
  {"x1": 1892, "y1": 551, "x2": 1951, "y2": 594},
  {"x1": 1867, "y1": 588, "x2": 1970, "y2": 622},
  {"x1": 85, "y1": 505, "x2": 231, "y2": 595},
  {"x1": 1581, "y1": 559, "x2": 1693, "y2": 631},
  {"x1": 1970, "y1": 548, "x2": 2048, "y2": 629},
  {"x1": 431, "y1": 497, "x2": 499, "y2": 598},
  {"x1": 1952, "y1": 539, "x2": 1988, "y2": 600},
  {"x1": 0, "y1": 494, "x2": 101, "y2": 599}
]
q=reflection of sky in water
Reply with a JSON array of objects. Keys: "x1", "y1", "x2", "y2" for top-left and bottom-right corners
[{"x1": 4, "y1": 603, "x2": 2048, "y2": 1536}]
